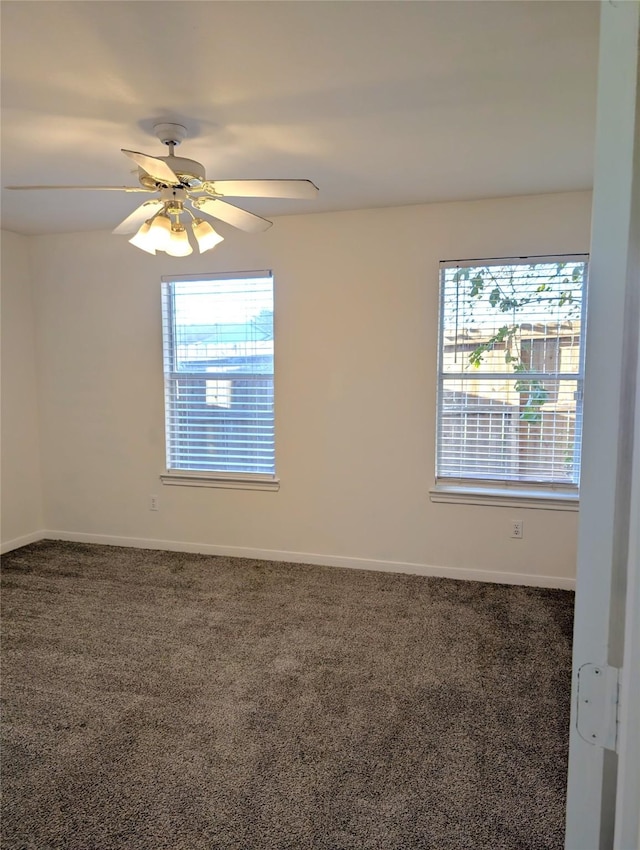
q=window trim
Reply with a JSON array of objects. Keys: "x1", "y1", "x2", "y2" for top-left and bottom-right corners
[
  {"x1": 160, "y1": 471, "x2": 280, "y2": 491},
  {"x1": 160, "y1": 270, "x2": 277, "y2": 488},
  {"x1": 433, "y1": 254, "x2": 588, "y2": 508},
  {"x1": 429, "y1": 481, "x2": 579, "y2": 510}
]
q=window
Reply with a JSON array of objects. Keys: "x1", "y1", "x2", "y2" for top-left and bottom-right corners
[
  {"x1": 160, "y1": 271, "x2": 278, "y2": 490},
  {"x1": 433, "y1": 255, "x2": 588, "y2": 508}
]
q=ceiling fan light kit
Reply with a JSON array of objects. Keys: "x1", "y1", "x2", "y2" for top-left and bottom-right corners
[
  {"x1": 148, "y1": 213, "x2": 172, "y2": 250},
  {"x1": 192, "y1": 217, "x2": 224, "y2": 252},
  {"x1": 6, "y1": 122, "x2": 319, "y2": 258},
  {"x1": 128, "y1": 201, "x2": 222, "y2": 257},
  {"x1": 128, "y1": 220, "x2": 156, "y2": 255},
  {"x1": 165, "y1": 224, "x2": 192, "y2": 258}
]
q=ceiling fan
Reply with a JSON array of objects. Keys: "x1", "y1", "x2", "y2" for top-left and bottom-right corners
[{"x1": 6, "y1": 123, "x2": 319, "y2": 256}]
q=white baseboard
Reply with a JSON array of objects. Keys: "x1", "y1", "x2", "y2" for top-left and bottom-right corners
[
  {"x1": 34, "y1": 529, "x2": 575, "y2": 590},
  {"x1": 1, "y1": 530, "x2": 47, "y2": 555}
]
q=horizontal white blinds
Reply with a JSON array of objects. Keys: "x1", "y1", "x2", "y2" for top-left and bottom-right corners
[
  {"x1": 162, "y1": 272, "x2": 275, "y2": 476},
  {"x1": 437, "y1": 257, "x2": 588, "y2": 486}
]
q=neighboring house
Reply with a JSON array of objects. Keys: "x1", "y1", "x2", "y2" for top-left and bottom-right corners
[{"x1": 170, "y1": 324, "x2": 274, "y2": 474}]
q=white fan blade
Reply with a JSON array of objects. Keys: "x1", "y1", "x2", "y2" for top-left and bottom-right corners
[
  {"x1": 203, "y1": 179, "x2": 319, "y2": 200},
  {"x1": 194, "y1": 198, "x2": 273, "y2": 233},
  {"x1": 113, "y1": 200, "x2": 164, "y2": 235},
  {"x1": 5, "y1": 185, "x2": 153, "y2": 192},
  {"x1": 121, "y1": 150, "x2": 179, "y2": 184}
]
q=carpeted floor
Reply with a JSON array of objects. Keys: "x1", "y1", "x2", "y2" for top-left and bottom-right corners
[{"x1": 1, "y1": 540, "x2": 574, "y2": 850}]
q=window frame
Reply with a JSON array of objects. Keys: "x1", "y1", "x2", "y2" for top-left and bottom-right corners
[
  {"x1": 160, "y1": 270, "x2": 280, "y2": 491},
  {"x1": 430, "y1": 254, "x2": 589, "y2": 510}
]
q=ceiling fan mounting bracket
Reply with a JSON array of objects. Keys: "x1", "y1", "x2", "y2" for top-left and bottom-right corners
[{"x1": 153, "y1": 123, "x2": 188, "y2": 147}]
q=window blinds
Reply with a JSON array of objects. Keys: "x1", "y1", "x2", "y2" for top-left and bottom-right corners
[
  {"x1": 436, "y1": 256, "x2": 588, "y2": 488},
  {"x1": 161, "y1": 272, "x2": 275, "y2": 478}
]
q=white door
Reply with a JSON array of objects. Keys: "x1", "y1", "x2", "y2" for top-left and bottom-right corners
[
  {"x1": 614, "y1": 362, "x2": 640, "y2": 847},
  {"x1": 564, "y1": 2, "x2": 640, "y2": 849}
]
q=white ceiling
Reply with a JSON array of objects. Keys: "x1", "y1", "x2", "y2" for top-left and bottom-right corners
[{"x1": 1, "y1": 1, "x2": 599, "y2": 236}]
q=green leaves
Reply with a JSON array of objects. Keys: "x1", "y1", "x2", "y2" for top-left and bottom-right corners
[
  {"x1": 469, "y1": 274, "x2": 484, "y2": 297},
  {"x1": 499, "y1": 297, "x2": 519, "y2": 312},
  {"x1": 515, "y1": 379, "x2": 548, "y2": 422},
  {"x1": 460, "y1": 262, "x2": 584, "y2": 373},
  {"x1": 468, "y1": 324, "x2": 517, "y2": 368}
]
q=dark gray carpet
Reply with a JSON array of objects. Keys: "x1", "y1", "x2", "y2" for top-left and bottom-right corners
[{"x1": 1, "y1": 540, "x2": 574, "y2": 850}]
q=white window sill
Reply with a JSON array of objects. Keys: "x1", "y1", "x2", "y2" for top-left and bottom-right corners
[
  {"x1": 429, "y1": 483, "x2": 579, "y2": 511},
  {"x1": 161, "y1": 473, "x2": 280, "y2": 492}
]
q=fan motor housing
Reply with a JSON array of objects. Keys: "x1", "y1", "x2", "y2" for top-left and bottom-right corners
[{"x1": 138, "y1": 156, "x2": 205, "y2": 188}]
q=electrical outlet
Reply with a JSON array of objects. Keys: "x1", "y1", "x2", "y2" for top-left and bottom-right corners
[
  {"x1": 150, "y1": 495, "x2": 159, "y2": 512},
  {"x1": 511, "y1": 520, "x2": 524, "y2": 539}
]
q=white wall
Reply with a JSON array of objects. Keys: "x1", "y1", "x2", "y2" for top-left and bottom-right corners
[
  {"x1": 24, "y1": 191, "x2": 590, "y2": 585},
  {"x1": 1, "y1": 231, "x2": 44, "y2": 547}
]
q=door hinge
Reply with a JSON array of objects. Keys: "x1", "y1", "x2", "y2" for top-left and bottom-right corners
[{"x1": 576, "y1": 663, "x2": 620, "y2": 752}]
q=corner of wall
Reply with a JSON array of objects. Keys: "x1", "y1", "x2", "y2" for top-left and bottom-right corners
[{"x1": 1, "y1": 230, "x2": 45, "y2": 546}]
